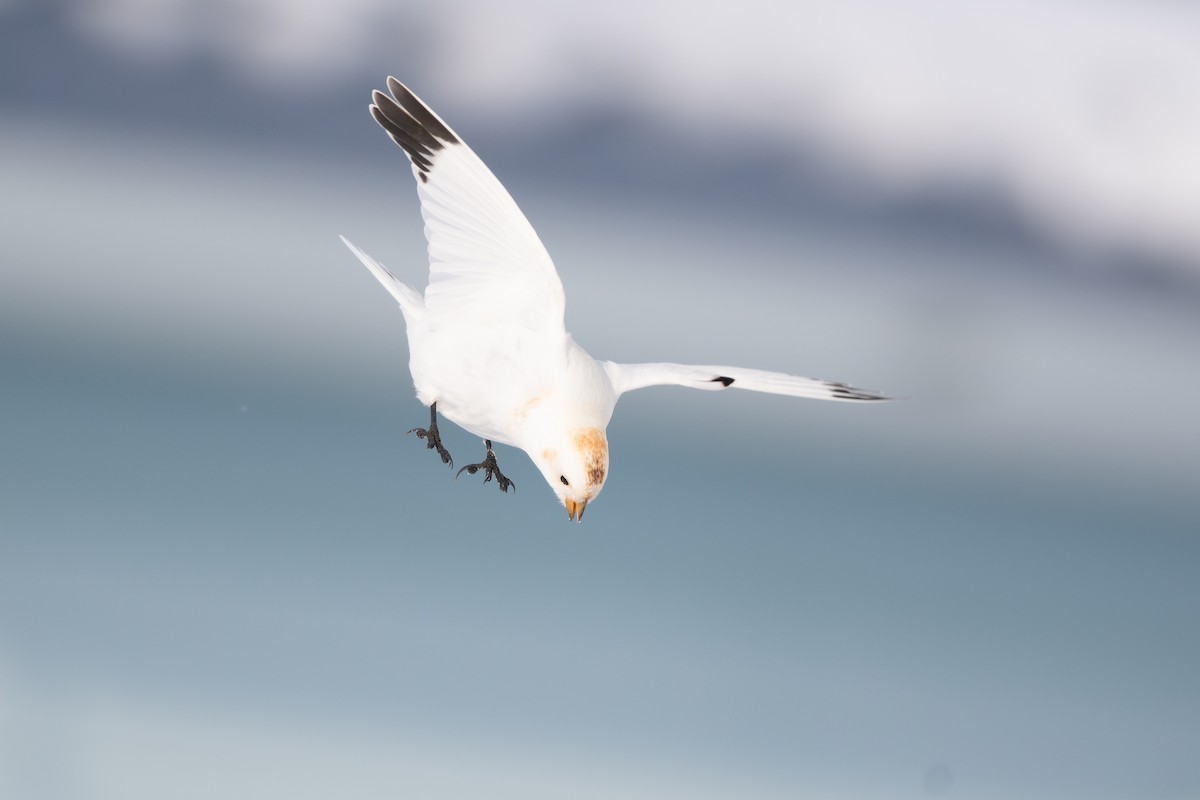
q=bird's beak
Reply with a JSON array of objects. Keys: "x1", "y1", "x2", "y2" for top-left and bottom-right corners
[{"x1": 565, "y1": 497, "x2": 588, "y2": 522}]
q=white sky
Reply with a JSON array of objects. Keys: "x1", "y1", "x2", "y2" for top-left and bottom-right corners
[{"x1": 62, "y1": 0, "x2": 1200, "y2": 274}]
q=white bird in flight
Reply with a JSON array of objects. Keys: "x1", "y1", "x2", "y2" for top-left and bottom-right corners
[{"x1": 341, "y1": 77, "x2": 889, "y2": 522}]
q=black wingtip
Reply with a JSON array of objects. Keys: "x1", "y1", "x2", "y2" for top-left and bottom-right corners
[
  {"x1": 710, "y1": 376, "x2": 736, "y2": 387},
  {"x1": 827, "y1": 381, "x2": 892, "y2": 401},
  {"x1": 369, "y1": 79, "x2": 459, "y2": 181}
]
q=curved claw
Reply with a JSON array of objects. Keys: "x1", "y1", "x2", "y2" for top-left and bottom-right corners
[
  {"x1": 455, "y1": 441, "x2": 515, "y2": 493},
  {"x1": 407, "y1": 426, "x2": 452, "y2": 467}
]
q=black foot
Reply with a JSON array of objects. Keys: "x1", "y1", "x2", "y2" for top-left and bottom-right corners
[
  {"x1": 407, "y1": 402, "x2": 453, "y2": 467},
  {"x1": 456, "y1": 440, "x2": 515, "y2": 493}
]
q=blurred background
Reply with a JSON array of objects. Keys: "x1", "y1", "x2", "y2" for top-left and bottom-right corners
[{"x1": 2, "y1": 1, "x2": 1198, "y2": 798}]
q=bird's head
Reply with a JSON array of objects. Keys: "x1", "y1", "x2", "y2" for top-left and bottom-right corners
[{"x1": 530, "y1": 427, "x2": 609, "y2": 522}]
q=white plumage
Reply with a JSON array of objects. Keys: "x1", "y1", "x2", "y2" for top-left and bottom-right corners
[{"x1": 342, "y1": 77, "x2": 888, "y2": 521}]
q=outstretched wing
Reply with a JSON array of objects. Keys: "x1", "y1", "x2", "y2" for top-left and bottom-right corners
[
  {"x1": 369, "y1": 77, "x2": 566, "y2": 334},
  {"x1": 603, "y1": 362, "x2": 890, "y2": 402}
]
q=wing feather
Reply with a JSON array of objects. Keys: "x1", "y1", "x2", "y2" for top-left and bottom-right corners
[
  {"x1": 603, "y1": 362, "x2": 890, "y2": 402},
  {"x1": 369, "y1": 77, "x2": 566, "y2": 333}
]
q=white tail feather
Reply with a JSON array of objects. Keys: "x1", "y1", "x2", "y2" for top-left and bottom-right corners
[{"x1": 339, "y1": 235, "x2": 423, "y2": 317}]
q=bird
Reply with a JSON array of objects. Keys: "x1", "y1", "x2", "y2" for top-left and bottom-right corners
[{"x1": 341, "y1": 77, "x2": 889, "y2": 522}]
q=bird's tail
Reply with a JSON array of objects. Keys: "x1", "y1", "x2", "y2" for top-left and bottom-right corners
[{"x1": 339, "y1": 235, "x2": 424, "y2": 319}]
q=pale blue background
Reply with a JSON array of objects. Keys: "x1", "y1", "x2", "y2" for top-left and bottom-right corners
[{"x1": 2, "y1": 2, "x2": 1198, "y2": 798}]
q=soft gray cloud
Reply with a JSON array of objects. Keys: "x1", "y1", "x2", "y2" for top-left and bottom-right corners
[{"x1": 58, "y1": 0, "x2": 1200, "y2": 272}]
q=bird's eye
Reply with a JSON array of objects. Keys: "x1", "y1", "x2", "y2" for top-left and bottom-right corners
[{"x1": 559, "y1": 475, "x2": 569, "y2": 486}]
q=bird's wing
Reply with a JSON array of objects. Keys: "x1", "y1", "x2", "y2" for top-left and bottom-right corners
[
  {"x1": 603, "y1": 362, "x2": 890, "y2": 402},
  {"x1": 369, "y1": 77, "x2": 566, "y2": 335}
]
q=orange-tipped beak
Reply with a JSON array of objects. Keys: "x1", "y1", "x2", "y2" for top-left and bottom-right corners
[{"x1": 565, "y1": 497, "x2": 588, "y2": 522}]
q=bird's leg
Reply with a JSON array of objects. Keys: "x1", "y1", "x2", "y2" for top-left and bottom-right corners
[
  {"x1": 407, "y1": 402, "x2": 453, "y2": 467},
  {"x1": 455, "y1": 440, "x2": 516, "y2": 493}
]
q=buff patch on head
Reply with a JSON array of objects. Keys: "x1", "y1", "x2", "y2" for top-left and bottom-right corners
[{"x1": 572, "y1": 428, "x2": 608, "y2": 487}]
